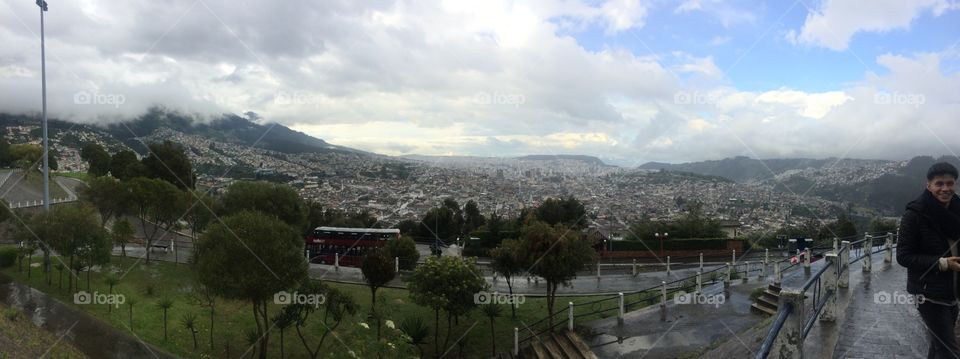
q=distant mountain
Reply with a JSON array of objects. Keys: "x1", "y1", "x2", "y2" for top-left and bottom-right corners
[
  {"x1": 516, "y1": 154, "x2": 609, "y2": 166},
  {"x1": 103, "y1": 108, "x2": 366, "y2": 156},
  {"x1": 403, "y1": 154, "x2": 610, "y2": 166},
  {"x1": 638, "y1": 156, "x2": 890, "y2": 183}
]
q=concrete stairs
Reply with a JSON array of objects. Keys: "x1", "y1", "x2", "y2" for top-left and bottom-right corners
[
  {"x1": 506, "y1": 331, "x2": 598, "y2": 359},
  {"x1": 750, "y1": 283, "x2": 782, "y2": 316}
]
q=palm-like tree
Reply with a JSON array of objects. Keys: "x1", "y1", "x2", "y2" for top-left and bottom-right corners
[
  {"x1": 104, "y1": 275, "x2": 120, "y2": 313},
  {"x1": 181, "y1": 312, "x2": 199, "y2": 349},
  {"x1": 482, "y1": 303, "x2": 502, "y2": 356},
  {"x1": 157, "y1": 297, "x2": 175, "y2": 341},
  {"x1": 272, "y1": 308, "x2": 296, "y2": 359},
  {"x1": 399, "y1": 316, "x2": 430, "y2": 358}
]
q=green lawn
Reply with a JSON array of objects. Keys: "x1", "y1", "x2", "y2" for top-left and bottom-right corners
[
  {"x1": 1, "y1": 253, "x2": 653, "y2": 358},
  {"x1": 55, "y1": 172, "x2": 92, "y2": 183},
  {"x1": 0, "y1": 302, "x2": 87, "y2": 358},
  {"x1": 20, "y1": 172, "x2": 69, "y2": 199}
]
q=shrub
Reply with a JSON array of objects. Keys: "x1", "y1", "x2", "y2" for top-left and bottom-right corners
[{"x1": 0, "y1": 247, "x2": 17, "y2": 268}]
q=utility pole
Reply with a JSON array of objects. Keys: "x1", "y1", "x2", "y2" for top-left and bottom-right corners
[{"x1": 37, "y1": 0, "x2": 51, "y2": 274}]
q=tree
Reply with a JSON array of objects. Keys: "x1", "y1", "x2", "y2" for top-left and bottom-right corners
[
  {"x1": 408, "y1": 256, "x2": 488, "y2": 357},
  {"x1": 193, "y1": 211, "x2": 308, "y2": 359},
  {"x1": 80, "y1": 143, "x2": 111, "y2": 177},
  {"x1": 111, "y1": 219, "x2": 134, "y2": 257},
  {"x1": 46, "y1": 204, "x2": 110, "y2": 292},
  {"x1": 157, "y1": 297, "x2": 174, "y2": 341},
  {"x1": 142, "y1": 141, "x2": 194, "y2": 189},
  {"x1": 287, "y1": 281, "x2": 357, "y2": 359},
  {"x1": 80, "y1": 176, "x2": 129, "y2": 227},
  {"x1": 523, "y1": 220, "x2": 597, "y2": 328},
  {"x1": 386, "y1": 235, "x2": 420, "y2": 270},
  {"x1": 534, "y1": 197, "x2": 587, "y2": 229},
  {"x1": 218, "y1": 181, "x2": 306, "y2": 229},
  {"x1": 272, "y1": 308, "x2": 296, "y2": 359},
  {"x1": 181, "y1": 312, "x2": 199, "y2": 349},
  {"x1": 490, "y1": 239, "x2": 527, "y2": 318},
  {"x1": 9, "y1": 143, "x2": 41, "y2": 174},
  {"x1": 0, "y1": 134, "x2": 11, "y2": 167},
  {"x1": 361, "y1": 247, "x2": 396, "y2": 338},
  {"x1": 110, "y1": 150, "x2": 144, "y2": 181},
  {"x1": 463, "y1": 200, "x2": 486, "y2": 234},
  {"x1": 127, "y1": 177, "x2": 186, "y2": 264},
  {"x1": 127, "y1": 296, "x2": 138, "y2": 331},
  {"x1": 104, "y1": 275, "x2": 120, "y2": 313},
  {"x1": 481, "y1": 303, "x2": 502, "y2": 356}
]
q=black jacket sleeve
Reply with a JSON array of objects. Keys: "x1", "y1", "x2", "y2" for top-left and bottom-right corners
[{"x1": 897, "y1": 209, "x2": 943, "y2": 273}]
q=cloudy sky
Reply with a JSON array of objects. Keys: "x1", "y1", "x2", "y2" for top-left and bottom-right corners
[{"x1": 1, "y1": 0, "x2": 958, "y2": 165}]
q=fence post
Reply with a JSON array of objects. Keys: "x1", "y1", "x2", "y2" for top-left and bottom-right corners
[
  {"x1": 804, "y1": 248, "x2": 811, "y2": 275},
  {"x1": 820, "y1": 253, "x2": 839, "y2": 322},
  {"x1": 775, "y1": 289, "x2": 805, "y2": 359},
  {"x1": 742, "y1": 261, "x2": 749, "y2": 283},
  {"x1": 885, "y1": 232, "x2": 894, "y2": 263},
  {"x1": 395, "y1": 257, "x2": 400, "y2": 273},
  {"x1": 335, "y1": 254, "x2": 340, "y2": 272},
  {"x1": 597, "y1": 261, "x2": 601, "y2": 280},
  {"x1": 696, "y1": 271, "x2": 702, "y2": 293},
  {"x1": 774, "y1": 261, "x2": 782, "y2": 285},
  {"x1": 732, "y1": 250, "x2": 736, "y2": 265},
  {"x1": 840, "y1": 241, "x2": 850, "y2": 288},
  {"x1": 304, "y1": 249, "x2": 309, "y2": 262},
  {"x1": 699, "y1": 252, "x2": 703, "y2": 272},
  {"x1": 724, "y1": 262, "x2": 731, "y2": 287},
  {"x1": 632, "y1": 259, "x2": 637, "y2": 277},
  {"x1": 863, "y1": 234, "x2": 872, "y2": 273},
  {"x1": 666, "y1": 256, "x2": 671, "y2": 277},
  {"x1": 761, "y1": 258, "x2": 767, "y2": 279},
  {"x1": 660, "y1": 281, "x2": 667, "y2": 321},
  {"x1": 618, "y1": 292, "x2": 625, "y2": 324},
  {"x1": 833, "y1": 237, "x2": 838, "y2": 252},
  {"x1": 513, "y1": 328, "x2": 519, "y2": 356},
  {"x1": 568, "y1": 302, "x2": 574, "y2": 331}
]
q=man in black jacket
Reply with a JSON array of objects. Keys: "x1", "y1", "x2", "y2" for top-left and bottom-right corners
[{"x1": 898, "y1": 162, "x2": 960, "y2": 359}]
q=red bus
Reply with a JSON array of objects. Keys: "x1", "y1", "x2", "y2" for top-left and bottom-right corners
[{"x1": 305, "y1": 227, "x2": 400, "y2": 267}]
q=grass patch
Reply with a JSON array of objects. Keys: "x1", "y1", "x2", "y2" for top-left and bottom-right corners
[
  {"x1": 55, "y1": 172, "x2": 92, "y2": 183},
  {"x1": 19, "y1": 172, "x2": 69, "y2": 199},
  {"x1": 0, "y1": 302, "x2": 87, "y2": 358},
  {"x1": 0, "y1": 252, "x2": 647, "y2": 358}
]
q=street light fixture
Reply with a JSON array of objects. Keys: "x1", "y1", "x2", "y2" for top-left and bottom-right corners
[
  {"x1": 36, "y1": 0, "x2": 50, "y2": 275},
  {"x1": 655, "y1": 232, "x2": 669, "y2": 256}
]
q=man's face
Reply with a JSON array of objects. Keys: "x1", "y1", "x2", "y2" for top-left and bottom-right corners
[{"x1": 927, "y1": 174, "x2": 957, "y2": 205}]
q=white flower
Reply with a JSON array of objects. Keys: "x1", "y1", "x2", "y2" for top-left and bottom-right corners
[
  {"x1": 385, "y1": 320, "x2": 395, "y2": 329},
  {"x1": 359, "y1": 322, "x2": 370, "y2": 329}
]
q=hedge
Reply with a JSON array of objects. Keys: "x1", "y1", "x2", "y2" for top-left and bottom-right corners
[
  {"x1": 0, "y1": 247, "x2": 17, "y2": 268},
  {"x1": 610, "y1": 238, "x2": 733, "y2": 251}
]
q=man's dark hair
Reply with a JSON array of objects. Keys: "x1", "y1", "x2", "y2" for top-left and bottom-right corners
[{"x1": 927, "y1": 162, "x2": 959, "y2": 180}]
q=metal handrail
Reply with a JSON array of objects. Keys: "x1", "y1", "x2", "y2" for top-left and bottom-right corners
[{"x1": 755, "y1": 304, "x2": 792, "y2": 359}]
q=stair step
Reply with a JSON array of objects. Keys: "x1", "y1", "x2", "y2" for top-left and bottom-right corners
[
  {"x1": 551, "y1": 332, "x2": 580, "y2": 359},
  {"x1": 564, "y1": 331, "x2": 599, "y2": 359},
  {"x1": 531, "y1": 341, "x2": 549, "y2": 359},
  {"x1": 542, "y1": 337, "x2": 566, "y2": 359},
  {"x1": 758, "y1": 295, "x2": 779, "y2": 308},
  {"x1": 767, "y1": 284, "x2": 782, "y2": 293},
  {"x1": 751, "y1": 303, "x2": 777, "y2": 316}
]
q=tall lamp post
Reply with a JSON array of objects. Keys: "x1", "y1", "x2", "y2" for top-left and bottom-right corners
[
  {"x1": 37, "y1": 0, "x2": 50, "y2": 274},
  {"x1": 655, "y1": 232, "x2": 668, "y2": 257}
]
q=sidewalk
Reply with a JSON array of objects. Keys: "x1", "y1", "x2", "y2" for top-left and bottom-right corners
[{"x1": 584, "y1": 259, "x2": 828, "y2": 358}]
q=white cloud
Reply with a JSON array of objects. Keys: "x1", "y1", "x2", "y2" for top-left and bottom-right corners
[
  {"x1": 794, "y1": 0, "x2": 956, "y2": 51},
  {"x1": 0, "y1": 0, "x2": 956, "y2": 164}
]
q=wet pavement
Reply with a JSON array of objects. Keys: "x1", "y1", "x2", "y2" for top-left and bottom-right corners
[{"x1": 584, "y1": 257, "x2": 830, "y2": 358}]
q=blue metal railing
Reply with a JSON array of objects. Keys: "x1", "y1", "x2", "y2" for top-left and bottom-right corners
[{"x1": 754, "y1": 231, "x2": 897, "y2": 359}]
